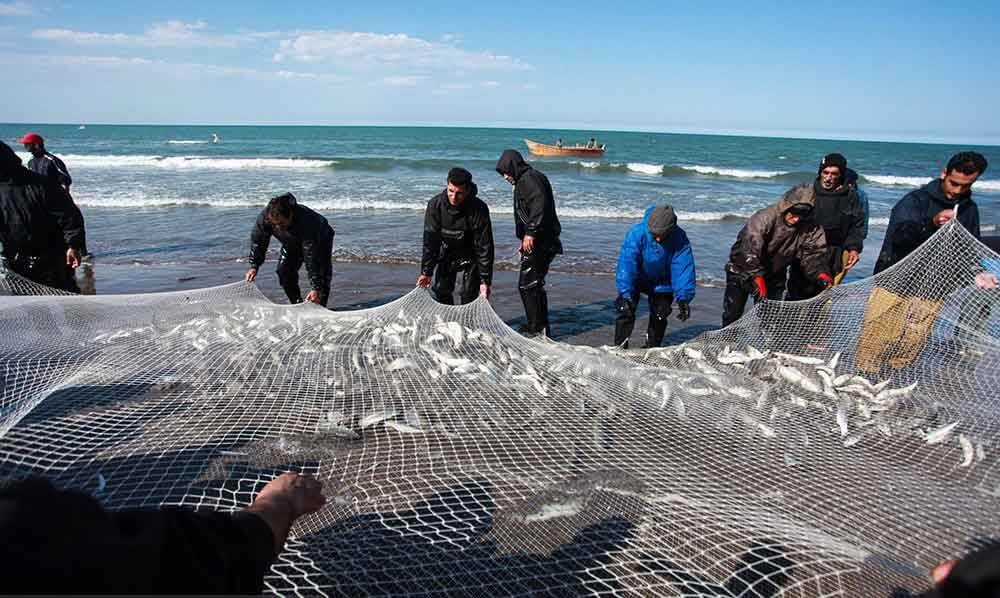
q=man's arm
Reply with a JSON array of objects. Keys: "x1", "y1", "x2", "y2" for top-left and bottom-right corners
[
  {"x1": 518, "y1": 175, "x2": 548, "y2": 239},
  {"x1": 473, "y1": 203, "x2": 494, "y2": 286},
  {"x1": 41, "y1": 183, "x2": 85, "y2": 251},
  {"x1": 615, "y1": 229, "x2": 641, "y2": 298},
  {"x1": 48, "y1": 154, "x2": 72, "y2": 189},
  {"x1": 798, "y1": 225, "x2": 830, "y2": 281},
  {"x1": 248, "y1": 212, "x2": 272, "y2": 269},
  {"x1": 739, "y1": 211, "x2": 771, "y2": 278},
  {"x1": 843, "y1": 190, "x2": 865, "y2": 253},
  {"x1": 670, "y1": 230, "x2": 697, "y2": 304},
  {"x1": 420, "y1": 201, "x2": 442, "y2": 278}
]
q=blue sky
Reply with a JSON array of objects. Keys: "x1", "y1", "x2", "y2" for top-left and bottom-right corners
[{"x1": 1, "y1": 1, "x2": 998, "y2": 143}]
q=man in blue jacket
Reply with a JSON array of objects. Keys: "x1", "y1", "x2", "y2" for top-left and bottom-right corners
[{"x1": 614, "y1": 204, "x2": 696, "y2": 348}]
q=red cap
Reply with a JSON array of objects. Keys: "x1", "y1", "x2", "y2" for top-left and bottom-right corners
[{"x1": 18, "y1": 132, "x2": 43, "y2": 144}]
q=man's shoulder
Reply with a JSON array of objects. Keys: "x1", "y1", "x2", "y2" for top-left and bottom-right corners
[{"x1": 468, "y1": 196, "x2": 490, "y2": 214}]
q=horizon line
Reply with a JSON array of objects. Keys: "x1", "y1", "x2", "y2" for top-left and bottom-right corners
[{"x1": 2, "y1": 121, "x2": 998, "y2": 148}]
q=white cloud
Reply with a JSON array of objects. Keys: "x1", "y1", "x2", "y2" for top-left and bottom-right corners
[
  {"x1": 382, "y1": 75, "x2": 421, "y2": 87},
  {"x1": 274, "y1": 31, "x2": 532, "y2": 72},
  {"x1": 0, "y1": 2, "x2": 33, "y2": 16},
  {"x1": 481, "y1": 80, "x2": 500, "y2": 88},
  {"x1": 31, "y1": 20, "x2": 266, "y2": 48}
]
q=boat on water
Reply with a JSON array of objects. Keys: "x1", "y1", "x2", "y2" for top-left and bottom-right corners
[{"x1": 524, "y1": 138, "x2": 605, "y2": 157}]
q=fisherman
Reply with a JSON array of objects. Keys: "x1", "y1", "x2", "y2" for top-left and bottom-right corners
[
  {"x1": 245, "y1": 193, "x2": 334, "y2": 306},
  {"x1": 587, "y1": 138, "x2": 597, "y2": 149},
  {"x1": 0, "y1": 472, "x2": 325, "y2": 594},
  {"x1": 786, "y1": 153, "x2": 866, "y2": 299},
  {"x1": 417, "y1": 168, "x2": 494, "y2": 304},
  {"x1": 858, "y1": 152, "x2": 989, "y2": 373},
  {"x1": 614, "y1": 204, "x2": 695, "y2": 348},
  {"x1": 722, "y1": 189, "x2": 832, "y2": 327},
  {"x1": 19, "y1": 132, "x2": 72, "y2": 192},
  {"x1": 875, "y1": 152, "x2": 987, "y2": 273},
  {"x1": 496, "y1": 149, "x2": 563, "y2": 337},
  {"x1": 556, "y1": 138, "x2": 564, "y2": 148},
  {"x1": 0, "y1": 141, "x2": 84, "y2": 292}
]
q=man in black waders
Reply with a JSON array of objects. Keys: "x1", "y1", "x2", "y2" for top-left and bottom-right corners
[
  {"x1": 245, "y1": 193, "x2": 334, "y2": 306},
  {"x1": 496, "y1": 149, "x2": 563, "y2": 337},
  {"x1": 417, "y1": 168, "x2": 494, "y2": 304},
  {"x1": 0, "y1": 141, "x2": 85, "y2": 293}
]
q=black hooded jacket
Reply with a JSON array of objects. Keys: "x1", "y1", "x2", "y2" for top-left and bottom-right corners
[
  {"x1": 27, "y1": 152, "x2": 72, "y2": 189},
  {"x1": 810, "y1": 179, "x2": 865, "y2": 251},
  {"x1": 495, "y1": 150, "x2": 562, "y2": 252},
  {"x1": 0, "y1": 143, "x2": 85, "y2": 258},
  {"x1": 421, "y1": 183, "x2": 494, "y2": 284},
  {"x1": 248, "y1": 203, "x2": 335, "y2": 290},
  {"x1": 874, "y1": 179, "x2": 981, "y2": 274}
]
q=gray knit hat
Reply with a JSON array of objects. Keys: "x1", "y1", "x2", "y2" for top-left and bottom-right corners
[{"x1": 647, "y1": 204, "x2": 677, "y2": 237}]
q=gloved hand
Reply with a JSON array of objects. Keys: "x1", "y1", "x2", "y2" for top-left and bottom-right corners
[
  {"x1": 676, "y1": 300, "x2": 690, "y2": 321},
  {"x1": 752, "y1": 276, "x2": 768, "y2": 299},
  {"x1": 615, "y1": 294, "x2": 636, "y2": 316},
  {"x1": 817, "y1": 272, "x2": 834, "y2": 288}
]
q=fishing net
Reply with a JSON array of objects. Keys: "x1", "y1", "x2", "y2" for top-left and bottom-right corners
[{"x1": 0, "y1": 221, "x2": 998, "y2": 596}]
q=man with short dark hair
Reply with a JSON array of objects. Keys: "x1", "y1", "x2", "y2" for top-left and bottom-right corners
[
  {"x1": 614, "y1": 204, "x2": 696, "y2": 348},
  {"x1": 722, "y1": 190, "x2": 831, "y2": 327},
  {"x1": 496, "y1": 149, "x2": 563, "y2": 337},
  {"x1": 0, "y1": 141, "x2": 84, "y2": 292},
  {"x1": 874, "y1": 151, "x2": 987, "y2": 273},
  {"x1": 786, "y1": 153, "x2": 866, "y2": 299},
  {"x1": 19, "y1": 132, "x2": 72, "y2": 192},
  {"x1": 417, "y1": 168, "x2": 494, "y2": 305},
  {"x1": 245, "y1": 193, "x2": 335, "y2": 306}
]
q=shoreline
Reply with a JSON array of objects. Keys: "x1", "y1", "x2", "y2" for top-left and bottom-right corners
[{"x1": 85, "y1": 261, "x2": 725, "y2": 348}]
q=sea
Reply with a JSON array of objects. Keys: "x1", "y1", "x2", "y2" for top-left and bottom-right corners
[{"x1": 3, "y1": 124, "x2": 998, "y2": 288}]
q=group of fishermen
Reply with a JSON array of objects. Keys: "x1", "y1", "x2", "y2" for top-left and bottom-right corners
[{"x1": 1, "y1": 135, "x2": 995, "y2": 347}]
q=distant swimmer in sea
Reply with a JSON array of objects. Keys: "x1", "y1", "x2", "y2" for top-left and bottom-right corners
[
  {"x1": 722, "y1": 189, "x2": 831, "y2": 327},
  {"x1": 417, "y1": 167, "x2": 495, "y2": 305},
  {"x1": 212, "y1": 133, "x2": 221, "y2": 144},
  {"x1": 245, "y1": 193, "x2": 335, "y2": 306},
  {"x1": 496, "y1": 149, "x2": 563, "y2": 337},
  {"x1": 614, "y1": 204, "x2": 695, "y2": 348}
]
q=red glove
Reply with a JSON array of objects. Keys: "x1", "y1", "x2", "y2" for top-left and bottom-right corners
[
  {"x1": 752, "y1": 276, "x2": 768, "y2": 299},
  {"x1": 817, "y1": 272, "x2": 833, "y2": 288}
]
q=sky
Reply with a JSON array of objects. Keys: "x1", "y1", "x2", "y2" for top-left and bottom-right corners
[{"x1": 1, "y1": 0, "x2": 999, "y2": 144}]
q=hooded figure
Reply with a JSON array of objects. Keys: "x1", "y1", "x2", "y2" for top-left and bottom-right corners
[
  {"x1": 786, "y1": 153, "x2": 866, "y2": 300},
  {"x1": 246, "y1": 193, "x2": 335, "y2": 306},
  {"x1": 418, "y1": 168, "x2": 495, "y2": 305},
  {"x1": 495, "y1": 149, "x2": 563, "y2": 337},
  {"x1": 614, "y1": 204, "x2": 696, "y2": 348},
  {"x1": 0, "y1": 141, "x2": 85, "y2": 292},
  {"x1": 722, "y1": 188, "x2": 831, "y2": 327}
]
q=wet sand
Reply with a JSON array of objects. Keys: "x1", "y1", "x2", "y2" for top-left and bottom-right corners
[{"x1": 83, "y1": 261, "x2": 725, "y2": 348}]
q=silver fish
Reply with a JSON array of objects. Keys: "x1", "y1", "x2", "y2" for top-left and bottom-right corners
[
  {"x1": 775, "y1": 352, "x2": 825, "y2": 366},
  {"x1": 384, "y1": 421, "x2": 424, "y2": 434},
  {"x1": 683, "y1": 347, "x2": 705, "y2": 361},
  {"x1": 387, "y1": 358, "x2": 419, "y2": 372},
  {"x1": 361, "y1": 408, "x2": 398, "y2": 430},
  {"x1": 958, "y1": 434, "x2": 975, "y2": 467},
  {"x1": 836, "y1": 403, "x2": 849, "y2": 437},
  {"x1": 832, "y1": 373, "x2": 853, "y2": 387},
  {"x1": 777, "y1": 365, "x2": 822, "y2": 394},
  {"x1": 843, "y1": 433, "x2": 863, "y2": 448},
  {"x1": 827, "y1": 352, "x2": 841, "y2": 370},
  {"x1": 924, "y1": 421, "x2": 960, "y2": 445}
]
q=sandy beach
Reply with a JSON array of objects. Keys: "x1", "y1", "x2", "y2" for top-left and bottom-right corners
[{"x1": 85, "y1": 261, "x2": 726, "y2": 348}]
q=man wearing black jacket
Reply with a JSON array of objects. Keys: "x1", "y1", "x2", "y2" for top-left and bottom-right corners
[
  {"x1": 0, "y1": 141, "x2": 84, "y2": 292},
  {"x1": 496, "y1": 149, "x2": 563, "y2": 337},
  {"x1": 874, "y1": 151, "x2": 986, "y2": 274},
  {"x1": 245, "y1": 193, "x2": 335, "y2": 306},
  {"x1": 786, "y1": 153, "x2": 866, "y2": 299},
  {"x1": 417, "y1": 168, "x2": 494, "y2": 304}
]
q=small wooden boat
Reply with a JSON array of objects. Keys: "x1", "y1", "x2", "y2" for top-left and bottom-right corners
[{"x1": 524, "y1": 138, "x2": 606, "y2": 157}]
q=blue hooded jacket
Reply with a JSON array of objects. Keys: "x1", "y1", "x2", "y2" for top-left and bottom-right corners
[{"x1": 615, "y1": 206, "x2": 696, "y2": 301}]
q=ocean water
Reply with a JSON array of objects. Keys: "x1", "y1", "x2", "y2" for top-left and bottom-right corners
[{"x1": 3, "y1": 124, "x2": 998, "y2": 287}]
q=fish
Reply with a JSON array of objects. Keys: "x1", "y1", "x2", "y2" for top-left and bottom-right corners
[
  {"x1": 976, "y1": 443, "x2": 987, "y2": 463},
  {"x1": 877, "y1": 382, "x2": 919, "y2": 401},
  {"x1": 424, "y1": 333, "x2": 446, "y2": 345},
  {"x1": 746, "y1": 346, "x2": 767, "y2": 360},
  {"x1": 687, "y1": 387, "x2": 715, "y2": 397},
  {"x1": 387, "y1": 358, "x2": 419, "y2": 372},
  {"x1": 816, "y1": 370, "x2": 840, "y2": 401},
  {"x1": 437, "y1": 322, "x2": 464, "y2": 349},
  {"x1": 95, "y1": 472, "x2": 107, "y2": 493},
  {"x1": 774, "y1": 352, "x2": 825, "y2": 366},
  {"x1": 838, "y1": 385, "x2": 875, "y2": 400},
  {"x1": 683, "y1": 347, "x2": 705, "y2": 361},
  {"x1": 384, "y1": 421, "x2": 424, "y2": 434},
  {"x1": 924, "y1": 421, "x2": 960, "y2": 445},
  {"x1": 776, "y1": 365, "x2": 822, "y2": 394},
  {"x1": 361, "y1": 408, "x2": 398, "y2": 430},
  {"x1": 832, "y1": 374, "x2": 853, "y2": 387},
  {"x1": 843, "y1": 433, "x2": 863, "y2": 448},
  {"x1": 958, "y1": 434, "x2": 975, "y2": 467},
  {"x1": 827, "y1": 352, "x2": 841, "y2": 370},
  {"x1": 836, "y1": 403, "x2": 849, "y2": 437}
]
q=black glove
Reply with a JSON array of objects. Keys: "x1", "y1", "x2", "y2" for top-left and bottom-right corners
[
  {"x1": 676, "y1": 300, "x2": 690, "y2": 322},
  {"x1": 614, "y1": 294, "x2": 636, "y2": 317}
]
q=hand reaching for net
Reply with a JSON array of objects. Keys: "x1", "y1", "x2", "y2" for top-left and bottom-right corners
[{"x1": 248, "y1": 473, "x2": 326, "y2": 556}]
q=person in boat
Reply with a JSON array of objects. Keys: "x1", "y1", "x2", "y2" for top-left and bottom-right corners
[
  {"x1": 556, "y1": 138, "x2": 563, "y2": 148},
  {"x1": 587, "y1": 138, "x2": 597, "y2": 149},
  {"x1": 785, "y1": 153, "x2": 866, "y2": 300},
  {"x1": 614, "y1": 204, "x2": 695, "y2": 348},
  {"x1": 722, "y1": 191, "x2": 831, "y2": 327},
  {"x1": 417, "y1": 167, "x2": 494, "y2": 305},
  {"x1": 496, "y1": 149, "x2": 563, "y2": 337},
  {"x1": 245, "y1": 192, "x2": 335, "y2": 307}
]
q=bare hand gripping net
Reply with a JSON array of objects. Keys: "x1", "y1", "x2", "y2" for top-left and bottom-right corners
[{"x1": 1, "y1": 221, "x2": 998, "y2": 596}]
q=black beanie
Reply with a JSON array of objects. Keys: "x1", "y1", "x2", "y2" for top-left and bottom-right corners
[
  {"x1": 819, "y1": 153, "x2": 847, "y2": 174},
  {"x1": 647, "y1": 204, "x2": 678, "y2": 237}
]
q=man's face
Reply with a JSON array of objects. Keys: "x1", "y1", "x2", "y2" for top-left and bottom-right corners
[
  {"x1": 23, "y1": 142, "x2": 42, "y2": 155},
  {"x1": 939, "y1": 168, "x2": 981, "y2": 200},
  {"x1": 784, "y1": 212, "x2": 802, "y2": 226},
  {"x1": 269, "y1": 214, "x2": 292, "y2": 230},
  {"x1": 820, "y1": 166, "x2": 842, "y2": 190},
  {"x1": 501, "y1": 173, "x2": 515, "y2": 186},
  {"x1": 446, "y1": 182, "x2": 469, "y2": 206}
]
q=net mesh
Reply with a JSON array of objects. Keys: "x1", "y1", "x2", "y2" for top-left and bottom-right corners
[{"x1": 1, "y1": 222, "x2": 998, "y2": 596}]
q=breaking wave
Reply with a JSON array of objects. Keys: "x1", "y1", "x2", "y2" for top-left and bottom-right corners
[
  {"x1": 166, "y1": 140, "x2": 210, "y2": 145},
  {"x1": 17, "y1": 154, "x2": 338, "y2": 170}
]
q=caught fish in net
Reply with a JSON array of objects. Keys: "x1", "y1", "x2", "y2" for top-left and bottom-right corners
[{"x1": 0, "y1": 221, "x2": 998, "y2": 596}]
